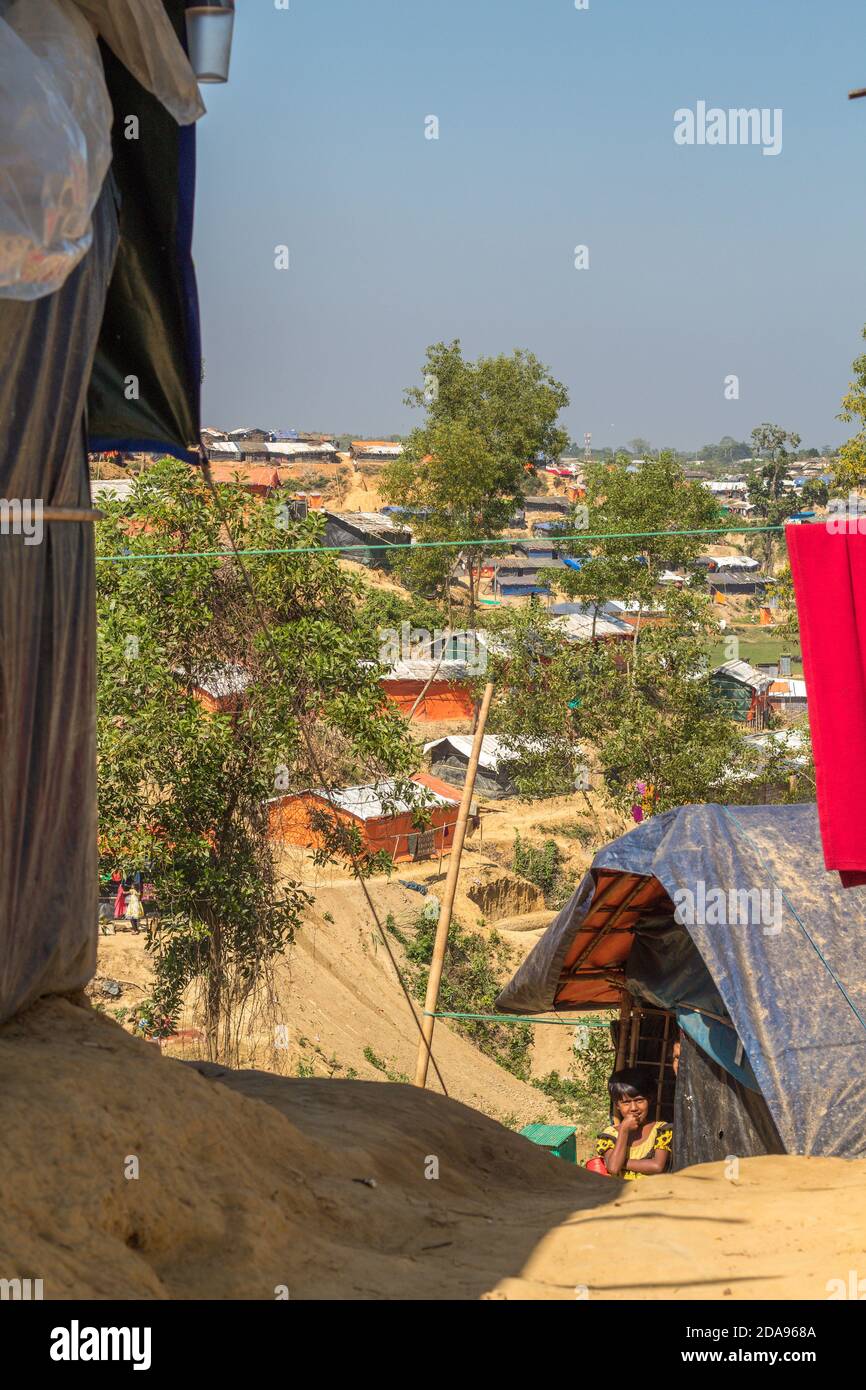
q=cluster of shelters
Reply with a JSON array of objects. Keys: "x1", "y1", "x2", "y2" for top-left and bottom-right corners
[{"x1": 201, "y1": 427, "x2": 341, "y2": 465}]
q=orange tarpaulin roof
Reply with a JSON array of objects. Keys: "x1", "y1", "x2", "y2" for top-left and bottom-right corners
[{"x1": 554, "y1": 870, "x2": 671, "y2": 1007}]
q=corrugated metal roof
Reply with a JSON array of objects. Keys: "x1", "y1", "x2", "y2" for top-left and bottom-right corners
[
  {"x1": 381, "y1": 658, "x2": 475, "y2": 682},
  {"x1": 713, "y1": 659, "x2": 774, "y2": 693},
  {"x1": 769, "y1": 678, "x2": 807, "y2": 699},
  {"x1": 91, "y1": 479, "x2": 134, "y2": 500},
  {"x1": 182, "y1": 663, "x2": 252, "y2": 699},
  {"x1": 300, "y1": 778, "x2": 458, "y2": 820},
  {"x1": 206, "y1": 440, "x2": 242, "y2": 455},
  {"x1": 352, "y1": 441, "x2": 403, "y2": 456},
  {"x1": 263, "y1": 441, "x2": 337, "y2": 456},
  {"x1": 423, "y1": 734, "x2": 547, "y2": 773},
  {"x1": 555, "y1": 612, "x2": 634, "y2": 642},
  {"x1": 714, "y1": 556, "x2": 760, "y2": 571}
]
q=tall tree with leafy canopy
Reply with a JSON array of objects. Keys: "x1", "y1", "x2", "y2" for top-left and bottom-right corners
[
  {"x1": 383, "y1": 340, "x2": 569, "y2": 619},
  {"x1": 589, "y1": 587, "x2": 751, "y2": 816},
  {"x1": 478, "y1": 603, "x2": 590, "y2": 799},
  {"x1": 96, "y1": 461, "x2": 419, "y2": 1058},
  {"x1": 475, "y1": 588, "x2": 751, "y2": 817}
]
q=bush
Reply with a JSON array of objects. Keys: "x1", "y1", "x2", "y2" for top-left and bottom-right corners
[
  {"x1": 532, "y1": 1028, "x2": 614, "y2": 1130},
  {"x1": 406, "y1": 915, "x2": 533, "y2": 1080},
  {"x1": 512, "y1": 830, "x2": 577, "y2": 908}
]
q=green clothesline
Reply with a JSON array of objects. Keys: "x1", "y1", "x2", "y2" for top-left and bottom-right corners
[
  {"x1": 426, "y1": 1010, "x2": 611, "y2": 1026},
  {"x1": 95, "y1": 523, "x2": 786, "y2": 564}
]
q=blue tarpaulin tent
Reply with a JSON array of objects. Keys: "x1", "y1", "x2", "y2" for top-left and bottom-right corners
[{"x1": 496, "y1": 803, "x2": 866, "y2": 1162}]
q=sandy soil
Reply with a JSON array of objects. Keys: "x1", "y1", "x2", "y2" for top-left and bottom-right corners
[{"x1": 1, "y1": 996, "x2": 862, "y2": 1301}]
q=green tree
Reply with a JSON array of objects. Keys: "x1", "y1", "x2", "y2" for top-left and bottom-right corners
[
  {"x1": 799, "y1": 478, "x2": 829, "y2": 509},
  {"x1": 835, "y1": 324, "x2": 866, "y2": 492},
  {"x1": 591, "y1": 587, "x2": 750, "y2": 815},
  {"x1": 478, "y1": 602, "x2": 589, "y2": 798},
  {"x1": 96, "y1": 461, "x2": 418, "y2": 1057},
  {"x1": 554, "y1": 452, "x2": 722, "y2": 641},
  {"x1": 746, "y1": 424, "x2": 801, "y2": 571},
  {"x1": 383, "y1": 341, "x2": 569, "y2": 618}
]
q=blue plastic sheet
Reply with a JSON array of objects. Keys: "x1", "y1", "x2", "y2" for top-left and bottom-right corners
[{"x1": 497, "y1": 803, "x2": 866, "y2": 1157}]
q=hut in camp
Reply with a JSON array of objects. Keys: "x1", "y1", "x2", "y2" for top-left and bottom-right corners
[
  {"x1": 177, "y1": 663, "x2": 252, "y2": 714},
  {"x1": 205, "y1": 462, "x2": 282, "y2": 496},
  {"x1": 268, "y1": 775, "x2": 461, "y2": 863},
  {"x1": 350, "y1": 440, "x2": 404, "y2": 462},
  {"x1": 707, "y1": 573, "x2": 770, "y2": 598},
  {"x1": 322, "y1": 511, "x2": 410, "y2": 569},
  {"x1": 768, "y1": 676, "x2": 808, "y2": 721},
  {"x1": 524, "y1": 495, "x2": 570, "y2": 517},
  {"x1": 379, "y1": 659, "x2": 476, "y2": 721},
  {"x1": 495, "y1": 802, "x2": 866, "y2": 1164},
  {"x1": 710, "y1": 659, "x2": 773, "y2": 728},
  {"x1": 424, "y1": 734, "x2": 525, "y2": 798}
]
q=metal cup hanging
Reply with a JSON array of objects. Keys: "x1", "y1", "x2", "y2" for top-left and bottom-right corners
[{"x1": 186, "y1": 1, "x2": 236, "y2": 84}]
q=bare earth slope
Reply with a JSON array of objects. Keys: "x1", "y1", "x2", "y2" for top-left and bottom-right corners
[
  {"x1": 1, "y1": 998, "x2": 863, "y2": 1300},
  {"x1": 92, "y1": 873, "x2": 577, "y2": 1127}
]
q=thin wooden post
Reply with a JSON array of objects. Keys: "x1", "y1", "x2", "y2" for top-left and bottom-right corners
[
  {"x1": 656, "y1": 1011, "x2": 671, "y2": 1118},
  {"x1": 414, "y1": 680, "x2": 494, "y2": 1088},
  {"x1": 628, "y1": 1006, "x2": 641, "y2": 1065},
  {"x1": 615, "y1": 992, "x2": 631, "y2": 1071}
]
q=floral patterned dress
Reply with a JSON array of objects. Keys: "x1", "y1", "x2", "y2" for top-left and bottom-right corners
[{"x1": 595, "y1": 1120, "x2": 673, "y2": 1180}]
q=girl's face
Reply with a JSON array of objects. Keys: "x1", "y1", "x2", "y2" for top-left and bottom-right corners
[{"x1": 617, "y1": 1093, "x2": 649, "y2": 1125}]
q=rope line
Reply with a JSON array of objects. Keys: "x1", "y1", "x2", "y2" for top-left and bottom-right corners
[
  {"x1": 94, "y1": 523, "x2": 786, "y2": 564},
  {"x1": 425, "y1": 1010, "x2": 610, "y2": 1026}
]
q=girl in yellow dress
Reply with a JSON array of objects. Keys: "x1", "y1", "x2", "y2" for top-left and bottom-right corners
[{"x1": 594, "y1": 1068, "x2": 673, "y2": 1180}]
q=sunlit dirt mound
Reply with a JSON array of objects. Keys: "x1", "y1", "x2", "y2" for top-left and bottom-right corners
[{"x1": 1, "y1": 997, "x2": 864, "y2": 1300}]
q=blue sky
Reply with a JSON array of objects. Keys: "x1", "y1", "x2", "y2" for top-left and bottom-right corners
[{"x1": 194, "y1": 0, "x2": 866, "y2": 451}]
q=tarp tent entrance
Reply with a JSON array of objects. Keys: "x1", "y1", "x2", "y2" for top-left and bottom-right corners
[{"x1": 495, "y1": 803, "x2": 866, "y2": 1167}]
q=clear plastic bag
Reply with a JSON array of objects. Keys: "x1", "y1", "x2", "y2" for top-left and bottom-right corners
[
  {"x1": 72, "y1": 0, "x2": 205, "y2": 126},
  {"x1": 0, "y1": 0, "x2": 203, "y2": 302},
  {"x1": 0, "y1": 0, "x2": 111, "y2": 300}
]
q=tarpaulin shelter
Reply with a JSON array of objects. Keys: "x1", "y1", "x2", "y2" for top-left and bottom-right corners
[
  {"x1": 0, "y1": 0, "x2": 202, "y2": 1025},
  {"x1": 495, "y1": 803, "x2": 866, "y2": 1165}
]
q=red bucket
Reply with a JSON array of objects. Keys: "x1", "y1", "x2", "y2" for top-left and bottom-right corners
[{"x1": 585, "y1": 1157, "x2": 611, "y2": 1176}]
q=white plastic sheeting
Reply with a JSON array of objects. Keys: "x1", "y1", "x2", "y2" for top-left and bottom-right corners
[
  {"x1": 0, "y1": 0, "x2": 202, "y2": 302},
  {"x1": 0, "y1": 0, "x2": 111, "y2": 299}
]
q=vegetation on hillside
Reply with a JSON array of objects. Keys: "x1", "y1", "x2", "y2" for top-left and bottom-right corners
[{"x1": 96, "y1": 461, "x2": 419, "y2": 1059}]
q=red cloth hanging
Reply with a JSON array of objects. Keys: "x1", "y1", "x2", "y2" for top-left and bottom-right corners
[{"x1": 786, "y1": 522, "x2": 866, "y2": 886}]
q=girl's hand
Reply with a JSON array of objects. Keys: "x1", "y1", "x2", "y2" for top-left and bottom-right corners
[{"x1": 619, "y1": 1113, "x2": 640, "y2": 1134}]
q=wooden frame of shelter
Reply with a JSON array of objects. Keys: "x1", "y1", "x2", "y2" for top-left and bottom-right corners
[{"x1": 555, "y1": 870, "x2": 680, "y2": 1121}]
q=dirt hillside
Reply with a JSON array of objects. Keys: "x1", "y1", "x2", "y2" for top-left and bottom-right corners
[
  {"x1": 93, "y1": 870, "x2": 575, "y2": 1130},
  {"x1": 1, "y1": 996, "x2": 862, "y2": 1300}
]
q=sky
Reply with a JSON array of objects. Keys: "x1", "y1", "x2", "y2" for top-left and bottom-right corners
[{"x1": 194, "y1": 0, "x2": 866, "y2": 452}]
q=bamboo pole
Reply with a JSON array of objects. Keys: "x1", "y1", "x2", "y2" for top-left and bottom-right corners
[
  {"x1": 414, "y1": 680, "x2": 494, "y2": 1088},
  {"x1": 614, "y1": 993, "x2": 631, "y2": 1071},
  {"x1": 656, "y1": 1011, "x2": 671, "y2": 1117}
]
